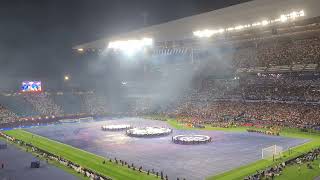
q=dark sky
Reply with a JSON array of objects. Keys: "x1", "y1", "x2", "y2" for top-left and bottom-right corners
[{"x1": 0, "y1": 0, "x2": 250, "y2": 82}]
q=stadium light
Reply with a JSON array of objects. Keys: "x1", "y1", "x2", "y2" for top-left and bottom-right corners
[
  {"x1": 193, "y1": 29, "x2": 224, "y2": 38},
  {"x1": 280, "y1": 15, "x2": 288, "y2": 22},
  {"x1": 77, "y1": 48, "x2": 84, "y2": 52},
  {"x1": 261, "y1": 20, "x2": 270, "y2": 26},
  {"x1": 107, "y1": 38, "x2": 153, "y2": 55},
  {"x1": 193, "y1": 10, "x2": 305, "y2": 38},
  {"x1": 290, "y1": 11, "x2": 298, "y2": 19},
  {"x1": 64, "y1": 75, "x2": 70, "y2": 81}
]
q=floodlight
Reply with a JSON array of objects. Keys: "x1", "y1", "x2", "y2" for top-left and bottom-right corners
[
  {"x1": 107, "y1": 37, "x2": 153, "y2": 55},
  {"x1": 227, "y1": 27, "x2": 235, "y2": 31},
  {"x1": 193, "y1": 9, "x2": 304, "y2": 38},
  {"x1": 261, "y1": 20, "x2": 269, "y2": 26},
  {"x1": 193, "y1": 28, "x2": 225, "y2": 38},
  {"x1": 218, "y1": 29, "x2": 224, "y2": 33},
  {"x1": 64, "y1": 75, "x2": 70, "y2": 81},
  {"x1": 235, "y1": 25, "x2": 244, "y2": 30},
  {"x1": 290, "y1": 11, "x2": 298, "y2": 19},
  {"x1": 193, "y1": 29, "x2": 214, "y2": 38},
  {"x1": 280, "y1": 15, "x2": 288, "y2": 22}
]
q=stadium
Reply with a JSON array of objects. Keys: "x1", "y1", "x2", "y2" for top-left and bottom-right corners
[{"x1": 1, "y1": 0, "x2": 320, "y2": 179}]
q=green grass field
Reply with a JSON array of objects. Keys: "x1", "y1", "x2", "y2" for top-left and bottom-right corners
[
  {"x1": 0, "y1": 135, "x2": 89, "y2": 180},
  {"x1": 3, "y1": 119, "x2": 320, "y2": 180},
  {"x1": 4, "y1": 129, "x2": 157, "y2": 180},
  {"x1": 166, "y1": 119, "x2": 320, "y2": 180}
]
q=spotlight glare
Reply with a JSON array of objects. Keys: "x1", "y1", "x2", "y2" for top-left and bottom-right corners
[
  {"x1": 280, "y1": 15, "x2": 288, "y2": 22},
  {"x1": 108, "y1": 38, "x2": 153, "y2": 50},
  {"x1": 261, "y1": 20, "x2": 269, "y2": 26},
  {"x1": 64, "y1": 75, "x2": 70, "y2": 81},
  {"x1": 107, "y1": 37, "x2": 153, "y2": 55}
]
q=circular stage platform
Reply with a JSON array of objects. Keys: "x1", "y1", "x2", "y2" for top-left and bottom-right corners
[
  {"x1": 101, "y1": 124, "x2": 132, "y2": 131},
  {"x1": 172, "y1": 135, "x2": 212, "y2": 145},
  {"x1": 126, "y1": 127, "x2": 172, "y2": 137}
]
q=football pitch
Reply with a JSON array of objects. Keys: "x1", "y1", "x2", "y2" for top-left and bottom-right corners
[{"x1": 15, "y1": 117, "x2": 308, "y2": 180}]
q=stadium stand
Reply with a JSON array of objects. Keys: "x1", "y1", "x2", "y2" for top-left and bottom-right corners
[
  {"x1": 0, "y1": 0, "x2": 319, "y2": 132},
  {"x1": 52, "y1": 92, "x2": 82, "y2": 115},
  {"x1": 80, "y1": 93, "x2": 109, "y2": 115},
  {"x1": 0, "y1": 0, "x2": 317, "y2": 179},
  {"x1": 0, "y1": 105, "x2": 18, "y2": 124},
  {"x1": 24, "y1": 93, "x2": 63, "y2": 116},
  {"x1": 232, "y1": 31, "x2": 320, "y2": 68},
  {"x1": 172, "y1": 101, "x2": 320, "y2": 128},
  {"x1": 0, "y1": 94, "x2": 38, "y2": 117}
]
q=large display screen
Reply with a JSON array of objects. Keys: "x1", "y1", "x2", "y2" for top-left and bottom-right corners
[{"x1": 21, "y1": 81, "x2": 42, "y2": 92}]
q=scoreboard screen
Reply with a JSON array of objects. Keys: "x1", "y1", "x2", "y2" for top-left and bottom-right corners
[{"x1": 21, "y1": 81, "x2": 42, "y2": 92}]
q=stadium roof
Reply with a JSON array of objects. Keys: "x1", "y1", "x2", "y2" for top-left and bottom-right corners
[{"x1": 73, "y1": 0, "x2": 320, "y2": 50}]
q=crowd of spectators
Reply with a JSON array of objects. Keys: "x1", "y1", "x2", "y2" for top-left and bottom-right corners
[
  {"x1": 0, "y1": 92, "x2": 112, "y2": 126},
  {"x1": 172, "y1": 100, "x2": 320, "y2": 129},
  {"x1": 0, "y1": 27, "x2": 320, "y2": 130},
  {"x1": 246, "y1": 129, "x2": 280, "y2": 136},
  {"x1": 24, "y1": 93, "x2": 63, "y2": 116},
  {"x1": 2, "y1": 77, "x2": 318, "y2": 129},
  {"x1": 233, "y1": 37, "x2": 320, "y2": 68},
  {"x1": 0, "y1": 105, "x2": 18, "y2": 124},
  {"x1": 81, "y1": 93, "x2": 109, "y2": 115},
  {"x1": 241, "y1": 74, "x2": 320, "y2": 102}
]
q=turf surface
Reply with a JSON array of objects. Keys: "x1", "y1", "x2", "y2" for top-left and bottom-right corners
[
  {"x1": 0, "y1": 137, "x2": 81, "y2": 180},
  {"x1": 25, "y1": 118, "x2": 305, "y2": 180},
  {"x1": 4, "y1": 129, "x2": 157, "y2": 180},
  {"x1": 166, "y1": 119, "x2": 320, "y2": 180},
  {"x1": 4, "y1": 118, "x2": 320, "y2": 180}
]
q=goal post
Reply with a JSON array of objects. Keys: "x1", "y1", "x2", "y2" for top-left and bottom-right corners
[{"x1": 262, "y1": 145, "x2": 283, "y2": 159}]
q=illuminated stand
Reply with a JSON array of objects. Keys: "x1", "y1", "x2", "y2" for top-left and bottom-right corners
[
  {"x1": 101, "y1": 124, "x2": 132, "y2": 131},
  {"x1": 172, "y1": 135, "x2": 212, "y2": 145},
  {"x1": 126, "y1": 127, "x2": 172, "y2": 137}
]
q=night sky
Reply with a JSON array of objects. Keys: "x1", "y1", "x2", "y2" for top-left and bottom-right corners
[{"x1": 0, "y1": 0, "x2": 250, "y2": 88}]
